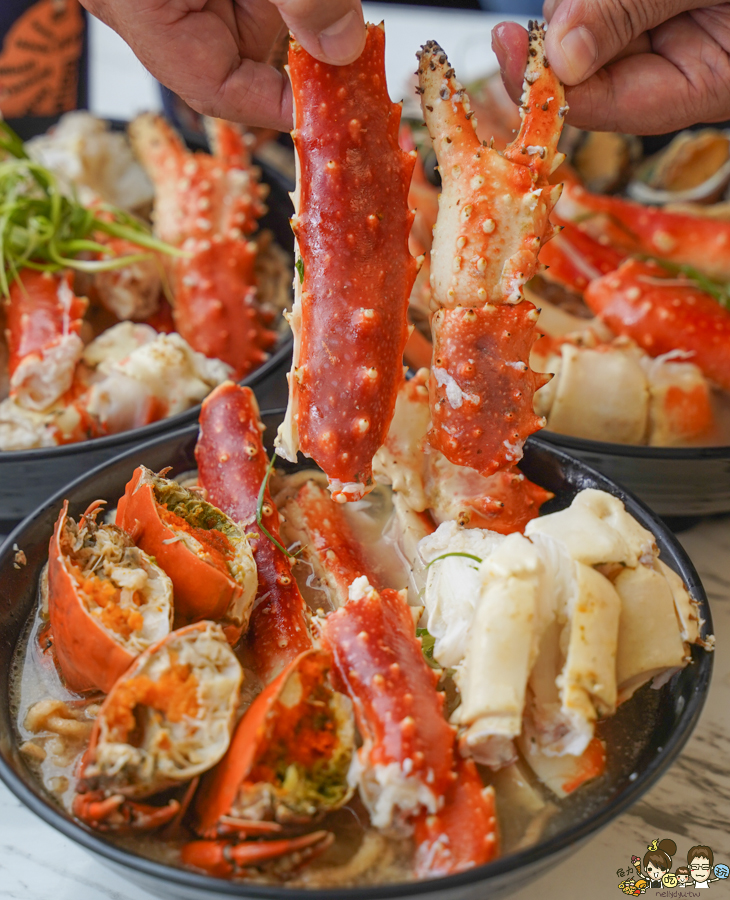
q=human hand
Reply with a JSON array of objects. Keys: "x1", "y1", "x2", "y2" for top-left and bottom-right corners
[
  {"x1": 491, "y1": 0, "x2": 730, "y2": 134},
  {"x1": 79, "y1": 0, "x2": 366, "y2": 130}
]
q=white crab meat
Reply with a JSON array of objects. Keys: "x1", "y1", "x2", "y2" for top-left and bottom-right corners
[
  {"x1": 93, "y1": 255, "x2": 162, "y2": 321},
  {"x1": 0, "y1": 395, "x2": 87, "y2": 451},
  {"x1": 542, "y1": 343, "x2": 650, "y2": 444},
  {"x1": 525, "y1": 488, "x2": 657, "y2": 568},
  {"x1": 83, "y1": 331, "x2": 232, "y2": 434},
  {"x1": 82, "y1": 322, "x2": 158, "y2": 372},
  {"x1": 614, "y1": 563, "x2": 686, "y2": 703},
  {"x1": 11, "y1": 327, "x2": 84, "y2": 413},
  {"x1": 640, "y1": 352, "x2": 713, "y2": 447},
  {"x1": 26, "y1": 111, "x2": 154, "y2": 211}
]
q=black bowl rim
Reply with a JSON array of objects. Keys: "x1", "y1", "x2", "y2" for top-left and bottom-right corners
[
  {"x1": 540, "y1": 427, "x2": 730, "y2": 460},
  {"x1": 0, "y1": 422, "x2": 714, "y2": 899},
  {"x1": 0, "y1": 121, "x2": 294, "y2": 463}
]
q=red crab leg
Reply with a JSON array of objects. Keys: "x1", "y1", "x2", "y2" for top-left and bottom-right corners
[
  {"x1": 181, "y1": 831, "x2": 333, "y2": 878},
  {"x1": 173, "y1": 237, "x2": 276, "y2": 380},
  {"x1": 282, "y1": 480, "x2": 383, "y2": 604},
  {"x1": 276, "y1": 24, "x2": 419, "y2": 502},
  {"x1": 322, "y1": 581, "x2": 456, "y2": 830},
  {"x1": 414, "y1": 758, "x2": 498, "y2": 877},
  {"x1": 559, "y1": 180, "x2": 730, "y2": 281},
  {"x1": 584, "y1": 258, "x2": 730, "y2": 392},
  {"x1": 538, "y1": 219, "x2": 625, "y2": 293},
  {"x1": 5, "y1": 269, "x2": 87, "y2": 411},
  {"x1": 428, "y1": 303, "x2": 549, "y2": 474},
  {"x1": 417, "y1": 24, "x2": 563, "y2": 476},
  {"x1": 195, "y1": 383, "x2": 312, "y2": 682},
  {"x1": 72, "y1": 791, "x2": 180, "y2": 832}
]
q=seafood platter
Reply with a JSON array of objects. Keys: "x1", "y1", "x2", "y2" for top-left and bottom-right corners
[
  {"x1": 0, "y1": 112, "x2": 294, "y2": 526},
  {"x1": 0, "y1": 22, "x2": 715, "y2": 899},
  {"x1": 403, "y1": 58, "x2": 730, "y2": 516}
]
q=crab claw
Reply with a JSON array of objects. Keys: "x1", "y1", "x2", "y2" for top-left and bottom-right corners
[
  {"x1": 181, "y1": 830, "x2": 334, "y2": 878},
  {"x1": 414, "y1": 758, "x2": 498, "y2": 877},
  {"x1": 72, "y1": 790, "x2": 180, "y2": 832}
]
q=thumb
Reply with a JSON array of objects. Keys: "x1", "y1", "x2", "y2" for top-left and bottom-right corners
[
  {"x1": 545, "y1": 0, "x2": 720, "y2": 84},
  {"x1": 271, "y1": 0, "x2": 366, "y2": 65}
]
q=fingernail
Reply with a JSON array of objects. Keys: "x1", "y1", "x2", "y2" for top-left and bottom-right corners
[
  {"x1": 559, "y1": 25, "x2": 598, "y2": 82},
  {"x1": 319, "y1": 10, "x2": 365, "y2": 64}
]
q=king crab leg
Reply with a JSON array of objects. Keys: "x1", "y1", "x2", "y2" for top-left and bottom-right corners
[
  {"x1": 417, "y1": 23, "x2": 564, "y2": 476},
  {"x1": 195, "y1": 382, "x2": 312, "y2": 683},
  {"x1": 275, "y1": 24, "x2": 419, "y2": 502}
]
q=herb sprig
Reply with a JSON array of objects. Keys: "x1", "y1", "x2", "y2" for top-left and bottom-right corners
[
  {"x1": 256, "y1": 455, "x2": 302, "y2": 559},
  {"x1": 0, "y1": 121, "x2": 184, "y2": 297}
]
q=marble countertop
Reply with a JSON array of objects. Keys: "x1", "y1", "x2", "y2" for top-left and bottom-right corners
[{"x1": 2, "y1": 6, "x2": 728, "y2": 899}]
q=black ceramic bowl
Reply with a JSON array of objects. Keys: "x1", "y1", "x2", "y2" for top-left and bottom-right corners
[
  {"x1": 0, "y1": 416, "x2": 713, "y2": 900},
  {"x1": 539, "y1": 430, "x2": 730, "y2": 520},
  {"x1": 0, "y1": 126, "x2": 294, "y2": 530}
]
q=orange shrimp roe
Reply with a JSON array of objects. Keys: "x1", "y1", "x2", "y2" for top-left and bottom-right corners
[
  {"x1": 249, "y1": 657, "x2": 338, "y2": 784},
  {"x1": 71, "y1": 566, "x2": 145, "y2": 639},
  {"x1": 104, "y1": 657, "x2": 199, "y2": 743},
  {"x1": 157, "y1": 507, "x2": 234, "y2": 574}
]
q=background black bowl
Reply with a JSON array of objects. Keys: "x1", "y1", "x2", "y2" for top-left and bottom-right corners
[
  {"x1": 0, "y1": 127, "x2": 293, "y2": 531},
  {"x1": 0, "y1": 416, "x2": 713, "y2": 900},
  {"x1": 539, "y1": 430, "x2": 730, "y2": 520}
]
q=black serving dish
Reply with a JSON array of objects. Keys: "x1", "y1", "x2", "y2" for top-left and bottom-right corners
[
  {"x1": 0, "y1": 415, "x2": 713, "y2": 900},
  {"x1": 539, "y1": 430, "x2": 730, "y2": 520},
  {"x1": 0, "y1": 125, "x2": 294, "y2": 530}
]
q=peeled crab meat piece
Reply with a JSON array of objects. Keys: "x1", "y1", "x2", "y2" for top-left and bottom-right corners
[
  {"x1": 517, "y1": 732, "x2": 606, "y2": 799},
  {"x1": 656, "y1": 559, "x2": 705, "y2": 646},
  {"x1": 525, "y1": 488, "x2": 657, "y2": 569},
  {"x1": 92, "y1": 245, "x2": 162, "y2": 321},
  {"x1": 614, "y1": 564, "x2": 687, "y2": 703},
  {"x1": 544, "y1": 343, "x2": 650, "y2": 444},
  {"x1": 639, "y1": 352, "x2": 714, "y2": 447},
  {"x1": 83, "y1": 622, "x2": 243, "y2": 798}
]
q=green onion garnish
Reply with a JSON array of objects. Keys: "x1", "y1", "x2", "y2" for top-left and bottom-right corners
[
  {"x1": 425, "y1": 551, "x2": 482, "y2": 569},
  {"x1": 256, "y1": 455, "x2": 301, "y2": 559}
]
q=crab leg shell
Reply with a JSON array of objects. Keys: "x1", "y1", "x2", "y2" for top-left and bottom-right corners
[
  {"x1": 195, "y1": 383, "x2": 312, "y2": 682},
  {"x1": 172, "y1": 237, "x2": 276, "y2": 380},
  {"x1": 558, "y1": 180, "x2": 730, "y2": 282},
  {"x1": 76, "y1": 621, "x2": 242, "y2": 810},
  {"x1": 537, "y1": 219, "x2": 625, "y2": 293},
  {"x1": 193, "y1": 649, "x2": 354, "y2": 832},
  {"x1": 116, "y1": 466, "x2": 256, "y2": 633},
  {"x1": 276, "y1": 24, "x2": 419, "y2": 502},
  {"x1": 322, "y1": 581, "x2": 455, "y2": 831},
  {"x1": 282, "y1": 479, "x2": 382, "y2": 608},
  {"x1": 6, "y1": 270, "x2": 87, "y2": 411},
  {"x1": 72, "y1": 791, "x2": 181, "y2": 832},
  {"x1": 429, "y1": 304, "x2": 549, "y2": 475},
  {"x1": 48, "y1": 500, "x2": 173, "y2": 693},
  {"x1": 584, "y1": 258, "x2": 730, "y2": 392},
  {"x1": 414, "y1": 758, "x2": 498, "y2": 877}
]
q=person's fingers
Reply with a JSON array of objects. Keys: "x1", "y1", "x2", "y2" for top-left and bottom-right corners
[
  {"x1": 544, "y1": 0, "x2": 724, "y2": 85},
  {"x1": 542, "y1": 0, "x2": 563, "y2": 22},
  {"x1": 491, "y1": 22, "x2": 529, "y2": 104},
  {"x1": 561, "y1": 13, "x2": 730, "y2": 132},
  {"x1": 270, "y1": 0, "x2": 365, "y2": 64}
]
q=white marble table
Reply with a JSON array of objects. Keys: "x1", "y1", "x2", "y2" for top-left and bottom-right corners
[{"x1": 2, "y1": 6, "x2": 728, "y2": 900}]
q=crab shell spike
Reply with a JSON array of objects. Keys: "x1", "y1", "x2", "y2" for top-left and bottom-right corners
[
  {"x1": 193, "y1": 649, "x2": 354, "y2": 833},
  {"x1": 204, "y1": 118, "x2": 252, "y2": 168},
  {"x1": 196, "y1": 382, "x2": 312, "y2": 682},
  {"x1": 172, "y1": 238, "x2": 276, "y2": 380},
  {"x1": 282, "y1": 480, "x2": 382, "y2": 607},
  {"x1": 321, "y1": 585, "x2": 455, "y2": 813},
  {"x1": 275, "y1": 23, "x2": 419, "y2": 501},
  {"x1": 47, "y1": 500, "x2": 173, "y2": 693},
  {"x1": 428, "y1": 303, "x2": 548, "y2": 475},
  {"x1": 116, "y1": 466, "x2": 254, "y2": 635},
  {"x1": 502, "y1": 21, "x2": 566, "y2": 181},
  {"x1": 584, "y1": 258, "x2": 730, "y2": 393},
  {"x1": 181, "y1": 831, "x2": 333, "y2": 878},
  {"x1": 414, "y1": 758, "x2": 499, "y2": 877}
]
